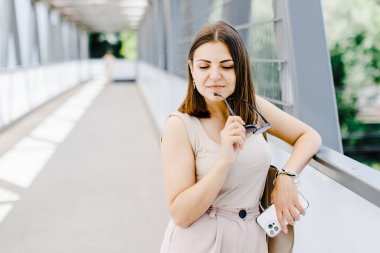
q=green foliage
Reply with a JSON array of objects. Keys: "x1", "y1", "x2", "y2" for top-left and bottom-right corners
[
  {"x1": 89, "y1": 32, "x2": 123, "y2": 59},
  {"x1": 120, "y1": 31, "x2": 137, "y2": 59},
  {"x1": 323, "y1": 0, "x2": 380, "y2": 89},
  {"x1": 324, "y1": 0, "x2": 380, "y2": 168},
  {"x1": 335, "y1": 91, "x2": 360, "y2": 136},
  {"x1": 330, "y1": 44, "x2": 346, "y2": 90},
  {"x1": 330, "y1": 42, "x2": 362, "y2": 137}
]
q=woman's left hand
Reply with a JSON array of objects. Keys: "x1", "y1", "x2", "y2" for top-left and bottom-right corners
[{"x1": 271, "y1": 175, "x2": 306, "y2": 234}]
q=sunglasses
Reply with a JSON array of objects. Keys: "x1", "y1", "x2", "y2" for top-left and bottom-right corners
[{"x1": 214, "y1": 93, "x2": 271, "y2": 135}]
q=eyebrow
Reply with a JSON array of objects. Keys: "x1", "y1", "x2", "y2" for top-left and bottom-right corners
[{"x1": 196, "y1": 59, "x2": 233, "y2": 63}]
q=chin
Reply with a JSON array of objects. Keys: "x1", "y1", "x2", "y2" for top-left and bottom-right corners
[{"x1": 205, "y1": 93, "x2": 224, "y2": 103}]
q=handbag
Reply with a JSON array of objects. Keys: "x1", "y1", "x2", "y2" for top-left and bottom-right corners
[{"x1": 260, "y1": 133, "x2": 294, "y2": 253}]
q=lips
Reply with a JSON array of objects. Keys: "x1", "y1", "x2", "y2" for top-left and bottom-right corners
[{"x1": 207, "y1": 85, "x2": 225, "y2": 88}]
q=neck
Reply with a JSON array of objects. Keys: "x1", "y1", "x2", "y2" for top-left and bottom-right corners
[{"x1": 206, "y1": 101, "x2": 230, "y2": 121}]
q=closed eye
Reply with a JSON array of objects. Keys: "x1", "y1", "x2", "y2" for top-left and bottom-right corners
[{"x1": 198, "y1": 65, "x2": 234, "y2": 70}]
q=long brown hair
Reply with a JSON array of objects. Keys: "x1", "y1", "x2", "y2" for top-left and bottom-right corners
[{"x1": 178, "y1": 21, "x2": 257, "y2": 124}]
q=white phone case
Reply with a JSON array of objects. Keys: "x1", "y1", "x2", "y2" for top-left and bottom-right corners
[{"x1": 256, "y1": 192, "x2": 309, "y2": 237}]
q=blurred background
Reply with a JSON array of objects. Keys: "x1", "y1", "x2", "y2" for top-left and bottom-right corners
[
  {"x1": 90, "y1": 0, "x2": 380, "y2": 171},
  {"x1": 0, "y1": 0, "x2": 379, "y2": 252},
  {"x1": 323, "y1": 0, "x2": 380, "y2": 170},
  {"x1": 86, "y1": 0, "x2": 380, "y2": 170}
]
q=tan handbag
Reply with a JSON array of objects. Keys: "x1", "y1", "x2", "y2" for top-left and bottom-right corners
[
  {"x1": 261, "y1": 132, "x2": 294, "y2": 253},
  {"x1": 260, "y1": 165, "x2": 295, "y2": 253}
]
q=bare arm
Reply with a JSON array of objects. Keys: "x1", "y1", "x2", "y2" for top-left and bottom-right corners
[
  {"x1": 161, "y1": 115, "x2": 245, "y2": 228},
  {"x1": 256, "y1": 95, "x2": 322, "y2": 232},
  {"x1": 256, "y1": 95, "x2": 322, "y2": 173}
]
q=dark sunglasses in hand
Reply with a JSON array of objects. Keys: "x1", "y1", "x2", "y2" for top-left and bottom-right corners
[{"x1": 214, "y1": 93, "x2": 271, "y2": 135}]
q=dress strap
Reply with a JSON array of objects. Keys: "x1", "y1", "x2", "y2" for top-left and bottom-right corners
[{"x1": 163, "y1": 111, "x2": 200, "y2": 154}]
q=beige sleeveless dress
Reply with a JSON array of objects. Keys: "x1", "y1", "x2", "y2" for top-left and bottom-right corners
[{"x1": 160, "y1": 111, "x2": 272, "y2": 253}]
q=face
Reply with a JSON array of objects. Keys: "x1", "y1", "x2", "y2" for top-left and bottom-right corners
[{"x1": 189, "y1": 41, "x2": 236, "y2": 103}]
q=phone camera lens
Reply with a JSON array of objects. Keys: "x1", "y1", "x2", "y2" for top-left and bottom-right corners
[
  {"x1": 270, "y1": 230, "x2": 274, "y2": 235},
  {"x1": 274, "y1": 226, "x2": 279, "y2": 231},
  {"x1": 268, "y1": 224, "x2": 273, "y2": 229}
]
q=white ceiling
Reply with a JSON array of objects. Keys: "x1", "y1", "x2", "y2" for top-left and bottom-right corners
[{"x1": 36, "y1": 0, "x2": 151, "y2": 32}]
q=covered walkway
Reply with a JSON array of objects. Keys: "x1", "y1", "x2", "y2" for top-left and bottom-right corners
[
  {"x1": 1, "y1": 0, "x2": 380, "y2": 252},
  {"x1": 0, "y1": 80, "x2": 168, "y2": 252}
]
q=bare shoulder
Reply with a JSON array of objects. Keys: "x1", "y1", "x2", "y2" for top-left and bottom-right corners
[
  {"x1": 161, "y1": 114, "x2": 190, "y2": 147},
  {"x1": 161, "y1": 114, "x2": 195, "y2": 205},
  {"x1": 161, "y1": 113, "x2": 194, "y2": 165}
]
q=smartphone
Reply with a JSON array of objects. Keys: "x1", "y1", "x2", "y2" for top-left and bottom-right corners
[{"x1": 256, "y1": 192, "x2": 309, "y2": 237}]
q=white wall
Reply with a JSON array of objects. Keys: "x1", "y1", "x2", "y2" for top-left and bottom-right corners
[
  {"x1": 0, "y1": 60, "x2": 104, "y2": 131},
  {"x1": 137, "y1": 61, "x2": 186, "y2": 132}
]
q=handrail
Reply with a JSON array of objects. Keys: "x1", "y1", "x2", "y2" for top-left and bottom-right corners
[
  {"x1": 268, "y1": 135, "x2": 380, "y2": 208},
  {"x1": 0, "y1": 60, "x2": 91, "y2": 74}
]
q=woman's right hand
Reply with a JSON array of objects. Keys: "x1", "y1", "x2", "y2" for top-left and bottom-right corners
[{"x1": 219, "y1": 116, "x2": 246, "y2": 166}]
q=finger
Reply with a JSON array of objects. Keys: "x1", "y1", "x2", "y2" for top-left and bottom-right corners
[
  {"x1": 231, "y1": 121, "x2": 246, "y2": 133},
  {"x1": 233, "y1": 127, "x2": 246, "y2": 139},
  {"x1": 227, "y1": 128, "x2": 238, "y2": 137},
  {"x1": 228, "y1": 128, "x2": 245, "y2": 139},
  {"x1": 225, "y1": 121, "x2": 241, "y2": 131},
  {"x1": 235, "y1": 116, "x2": 245, "y2": 126},
  {"x1": 275, "y1": 209, "x2": 288, "y2": 234},
  {"x1": 232, "y1": 136, "x2": 245, "y2": 149},
  {"x1": 226, "y1": 116, "x2": 239, "y2": 125},
  {"x1": 239, "y1": 126, "x2": 246, "y2": 137},
  {"x1": 227, "y1": 116, "x2": 245, "y2": 126},
  {"x1": 226, "y1": 121, "x2": 246, "y2": 137},
  {"x1": 295, "y1": 200, "x2": 306, "y2": 216},
  {"x1": 239, "y1": 128, "x2": 246, "y2": 141},
  {"x1": 232, "y1": 121, "x2": 245, "y2": 131},
  {"x1": 289, "y1": 206, "x2": 300, "y2": 221},
  {"x1": 282, "y1": 209, "x2": 295, "y2": 226}
]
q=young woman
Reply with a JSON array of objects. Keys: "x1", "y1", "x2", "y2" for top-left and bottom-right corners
[{"x1": 160, "y1": 21, "x2": 322, "y2": 253}]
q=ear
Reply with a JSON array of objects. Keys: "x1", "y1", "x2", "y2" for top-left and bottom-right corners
[{"x1": 188, "y1": 60, "x2": 194, "y2": 76}]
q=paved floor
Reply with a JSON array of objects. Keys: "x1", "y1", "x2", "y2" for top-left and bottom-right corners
[{"x1": 0, "y1": 81, "x2": 169, "y2": 252}]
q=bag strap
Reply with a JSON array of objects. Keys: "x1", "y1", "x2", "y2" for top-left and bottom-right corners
[{"x1": 259, "y1": 131, "x2": 273, "y2": 213}]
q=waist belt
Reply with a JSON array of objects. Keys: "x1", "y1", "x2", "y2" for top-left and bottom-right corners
[{"x1": 207, "y1": 205, "x2": 261, "y2": 221}]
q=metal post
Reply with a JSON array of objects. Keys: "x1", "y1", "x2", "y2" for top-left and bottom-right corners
[
  {"x1": 9, "y1": 0, "x2": 22, "y2": 66},
  {"x1": 223, "y1": 0, "x2": 252, "y2": 43},
  {"x1": 274, "y1": 0, "x2": 343, "y2": 152},
  {"x1": 0, "y1": 0, "x2": 10, "y2": 68},
  {"x1": 31, "y1": 1, "x2": 41, "y2": 65}
]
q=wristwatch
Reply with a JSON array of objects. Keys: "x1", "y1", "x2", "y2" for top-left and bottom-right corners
[{"x1": 273, "y1": 168, "x2": 300, "y2": 186}]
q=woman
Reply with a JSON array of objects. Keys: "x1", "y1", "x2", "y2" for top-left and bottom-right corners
[{"x1": 160, "y1": 21, "x2": 322, "y2": 253}]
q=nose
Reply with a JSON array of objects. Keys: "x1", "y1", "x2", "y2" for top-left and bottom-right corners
[{"x1": 209, "y1": 66, "x2": 221, "y2": 81}]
